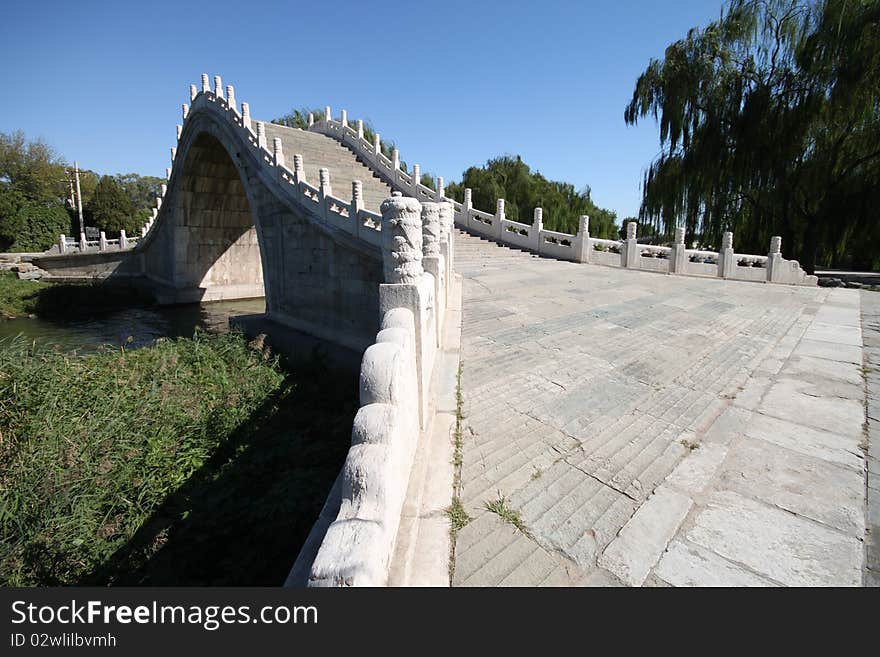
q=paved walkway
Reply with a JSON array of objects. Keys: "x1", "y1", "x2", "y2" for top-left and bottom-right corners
[{"x1": 451, "y1": 230, "x2": 868, "y2": 586}]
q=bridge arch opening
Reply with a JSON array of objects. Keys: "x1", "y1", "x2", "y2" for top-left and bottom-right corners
[{"x1": 172, "y1": 132, "x2": 265, "y2": 301}]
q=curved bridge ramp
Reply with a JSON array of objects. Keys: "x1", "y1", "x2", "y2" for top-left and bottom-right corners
[{"x1": 450, "y1": 230, "x2": 867, "y2": 587}]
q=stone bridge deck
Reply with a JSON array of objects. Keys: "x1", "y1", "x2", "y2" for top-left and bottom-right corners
[{"x1": 452, "y1": 230, "x2": 867, "y2": 586}]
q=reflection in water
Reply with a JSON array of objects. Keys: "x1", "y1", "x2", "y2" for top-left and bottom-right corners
[{"x1": 0, "y1": 298, "x2": 266, "y2": 350}]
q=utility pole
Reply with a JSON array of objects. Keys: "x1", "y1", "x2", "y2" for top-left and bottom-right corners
[{"x1": 74, "y1": 161, "x2": 84, "y2": 236}]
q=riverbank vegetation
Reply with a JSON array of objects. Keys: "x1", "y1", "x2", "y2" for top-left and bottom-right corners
[
  {"x1": 0, "y1": 131, "x2": 163, "y2": 252},
  {"x1": 0, "y1": 331, "x2": 356, "y2": 585}
]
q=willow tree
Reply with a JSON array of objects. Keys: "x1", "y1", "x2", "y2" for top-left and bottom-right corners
[{"x1": 625, "y1": 0, "x2": 880, "y2": 272}]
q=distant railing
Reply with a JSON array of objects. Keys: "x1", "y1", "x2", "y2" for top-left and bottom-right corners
[{"x1": 311, "y1": 108, "x2": 817, "y2": 287}]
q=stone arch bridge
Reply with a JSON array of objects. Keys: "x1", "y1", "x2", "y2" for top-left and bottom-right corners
[{"x1": 33, "y1": 75, "x2": 875, "y2": 587}]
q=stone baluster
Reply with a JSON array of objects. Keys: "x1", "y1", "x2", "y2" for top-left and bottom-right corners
[
  {"x1": 58, "y1": 234, "x2": 66, "y2": 254},
  {"x1": 341, "y1": 109, "x2": 347, "y2": 128},
  {"x1": 241, "y1": 102, "x2": 252, "y2": 131},
  {"x1": 319, "y1": 168, "x2": 331, "y2": 220},
  {"x1": 294, "y1": 154, "x2": 305, "y2": 184},
  {"x1": 119, "y1": 230, "x2": 127, "y2": 250},
  {"x1": 622, "y1": 220, "x2": 639, "y2": 268},
  {"x1": 575, "y1": 215, "x2": 591, "y2": 263},
  {"x1": 532, "y1": 207, "x2": 544, "y2": 251},
  {"x1": 182, "y1": 104, "x2": 189, "y2": 120},
  {"x1": 767, "y1": 235, "x2": 783, "y2": 283},
  {"x1": 324, "y1": 106, "x2": 331, "y2": 122},
  {"x1": 412, "y1": 164, "x2": 421, "y2": 194},
  {"x1": 670, "y1": 226, "x2": 686, "y2": 274},
  {"x1": 357, "y1": 119, "x2": 363, "y2": 140},
  {"x1": 99, "y1": 231, "x2": 107, "y2": 252},
  {"x1": 379, "y1": 191, "x2": 428, "y2": 426},
  {"x1": 273, "y1": 137, "x2": 285, "y2": 167},
  {"x1": 214, "y1": 76, "x2": 223, "y2": 98},
  {"x1": 380, "y1": 192, "x2": 423, "y2": 285},
  {"x1": 719, "y1": 230, "x2": 734, "y2": 278},
  {"x1": 373, "y1": 132, "x2": 381, "y2": 156},
  {"x1": 190, "y1": 84, "x2": 197, "y2": 101},
  {"x1": 256, "y1": 121, "x2": 267, "y2": 149},
  {"x1": 392, "y1": 149, "x2": 400, "y2": 171},
  {"x1": 350, "y1": 180, "x2": 363, "y2": 237},
  {"x1": 421, "y1": 201, "x2": 444, "y2": 347},
  {"x1": 226, "y1": 85, "x2": 236, "y2": 111},
  {"x1": 201, "y1": 73, "x2": 210, "y2": 94}
]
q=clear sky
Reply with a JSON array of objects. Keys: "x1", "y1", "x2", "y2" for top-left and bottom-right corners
[{"x1": 0, "y1": 0, "x2": 726, "y2": 220}]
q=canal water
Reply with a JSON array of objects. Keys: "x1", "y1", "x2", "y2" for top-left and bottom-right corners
[{"x1": 0, "y1": 298, "x2": 266, "y2": 351}]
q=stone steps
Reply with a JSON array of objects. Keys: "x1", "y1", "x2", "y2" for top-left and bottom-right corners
[{"x1": 263, "y1": 123, "x2": 393, "y2": 211}]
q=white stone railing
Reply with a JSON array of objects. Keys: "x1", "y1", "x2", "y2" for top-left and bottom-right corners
[
  {"x1": 58, "y1": 76, "x2": 387, "y2": 256},
  {"x1": 311, "y1": 108, "x2": 817, "y2": 287},
  {"x1": 307, "y1": 193, "x2": 455, "y2": 587},
  {"x1": 57, "y1": 229, "x2": 140, "y2": 255}
]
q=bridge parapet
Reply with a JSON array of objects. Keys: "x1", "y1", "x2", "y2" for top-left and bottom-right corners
[{"x1": 311, "y1": 108, "x2": 817, "y2": 287}]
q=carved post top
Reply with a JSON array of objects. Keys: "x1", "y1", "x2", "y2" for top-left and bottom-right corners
[
  {"x1": 421, "y1": 202, "x2": 442, "y2": 257},
  {"x1": 438, "y1": 201, "x2": 454, "y2": 241},
  {"x1": 626, "y1": 221, "x2": 637, "y2": 240},
  {"x1": 182, "y1": 103, "x2": 189, "y2": 120},
  {"x1": 352, "y1": 179, "x2": 363, "y2": 202},
  {"x1": 463, "y1": 188, "x2": 472, "y2": 208},
  {"x1": 674, "y1": 226, "x2": 685, "y2": 244},
  {"x1": 226, "y1": 85, "x2": 236, "y2": 108},
  {"x1": 496, "y1": 198, "x2": 506, "y2": 215},
  {"x1": 380, "y1": 193, "x2": 424, "y2": 285},
  {"x1": 273, "y1": 137, "x2": 284, "y2": 165},
  {"x1": 319, "y1": 167, "x2": 331, "y2": 192},
  {"x1": 324, "y1": 105, "x2": 331, "y2": 122},
  {"x1": 770, "y1": 236, "x2": 782, "y2": 254},
  {"x1": 214, "y1": 75, "x2": 223, "y2": 97},
  {"x1": 201, "y1": 73, "x2": 210, "y2": 93},
  {"x1": 578, "y1": 215, "x2": 589, "y2": 236},
  {"x1": 190, "y1": 84, "x2": 197, "y2": 101},
  {"x1": 533, "y1": 207, "x2": 543, "y2": 227},
  {"x1": 722, "y1": 231, "x2": 733, "y2": 250}
]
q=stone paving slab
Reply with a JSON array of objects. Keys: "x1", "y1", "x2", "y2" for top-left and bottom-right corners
[{"x1": 451, "y1": 231, "x2": 869, "y2": 587}]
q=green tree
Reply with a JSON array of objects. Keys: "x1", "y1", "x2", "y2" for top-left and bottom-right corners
[
  {"x1": 446, "y1": 155, "x2": 619, "y2": 238},
  {"x1": 84, "y1": 176, "x2": 136, "y2": 235},
  {"x1": 114, "y1": 173, "x2": 164, "y2": 212},
  {"x1": 625, "y1": 0, "x2": 880, "y2": 272},
  {"x1": 0, "y1": 131, "x2": 68, "y2": 204}
]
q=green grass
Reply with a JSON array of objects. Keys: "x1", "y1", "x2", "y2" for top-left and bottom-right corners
[
  {"x1": 0, "y1": 331, "x2": 357, "y2": 585},
  {"x1": 485, "y1": 494, "x2": 528, "y2": 534},
  {"x1": 0, "y1": 271, "x2": 49, "y2": 318}
]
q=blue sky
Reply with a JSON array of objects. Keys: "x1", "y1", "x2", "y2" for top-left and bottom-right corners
[{"x1": 0, "y1": 0, "x2": 725, "y2": 220}]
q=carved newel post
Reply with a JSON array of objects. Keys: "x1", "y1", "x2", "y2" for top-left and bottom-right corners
[
  {"x1": 380, "y1": 192, "x2": 423, "y2": 284},
  {"x1": 767, "y1": 235, "x2": 783, "y2": 283},
  {"x1": 438, "y1": 201, "x2": 455, "y2": 294},
  {"x1": 293, "y1": 154, "x2": 305, "y2": 183},
  {"x1": 350, "y1": 180, "x2": 363, "y2": 237},
  {"x1": 719, "y1": 230, "x2": 734, "y2": 278},
  {"x1": 201, "y1": 73, "x2": 210, "y2": 94},
  {"x1": 241, "y1": 102, "x2": 252, "y2": 131},
  {"x1": 575, "y1": 215, "x2": 591, "y2": 263},
  {"x1": 532, "y1": 207, "x2": 543, "y2": 251},
  {"x1": 421, "y1": 201, "x2": 445, "y2": 347},
  {"x1": 623, "y1": 220, "x2": 639, "y2": 268},
  {"x1": 495, "y1": 198, "x2": 506, "y2": 240},
  {"x1": 670, "y1": 226, "x2": 686, "y2": 274},
  {"x1": 226, "y1": 85, "x2": 236, "y2": 111}
]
